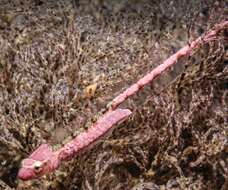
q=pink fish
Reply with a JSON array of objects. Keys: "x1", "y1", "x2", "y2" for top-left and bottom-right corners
[{"x1": 18, "y1": 20, "x2": 227, "y2": 181}]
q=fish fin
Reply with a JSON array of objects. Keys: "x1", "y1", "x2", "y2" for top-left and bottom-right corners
[{"x1": 29, "y1": 144, "x2": 53, "y2": 161}]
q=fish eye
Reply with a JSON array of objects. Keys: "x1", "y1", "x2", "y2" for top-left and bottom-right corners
[
  {"x1": 33, "y1": 161, "x2": 43, "y2": 173},
  {"x1": 34, "y1": 165, "x2": 40, "y2": 170}
]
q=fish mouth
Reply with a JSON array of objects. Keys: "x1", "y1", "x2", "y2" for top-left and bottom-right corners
[{"x1": 18, "y1": 168, "x2": 35, "y2": 181}]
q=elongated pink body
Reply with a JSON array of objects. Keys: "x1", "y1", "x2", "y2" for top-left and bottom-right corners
[
  {"x1": 18, "y1": 109, "x2": 132, "y2": 180},
  {"x1": 110, "y1": 21, "x2": 228, "y2": 109},
  {"x1": 57, "y1": 109, "x2": 132, "y2": 161}
]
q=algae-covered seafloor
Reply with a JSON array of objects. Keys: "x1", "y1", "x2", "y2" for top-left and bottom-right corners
[{"x1": 0, "y1": 0, "x2": 227, "y2": 189}]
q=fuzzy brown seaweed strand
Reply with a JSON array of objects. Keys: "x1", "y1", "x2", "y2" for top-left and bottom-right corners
[
  {"x1": 18, "y1": 109, "x2": 132, "y2": 180},
  {"x1": 109, "y1": 21, "x2": 228, "y2": 109}
]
